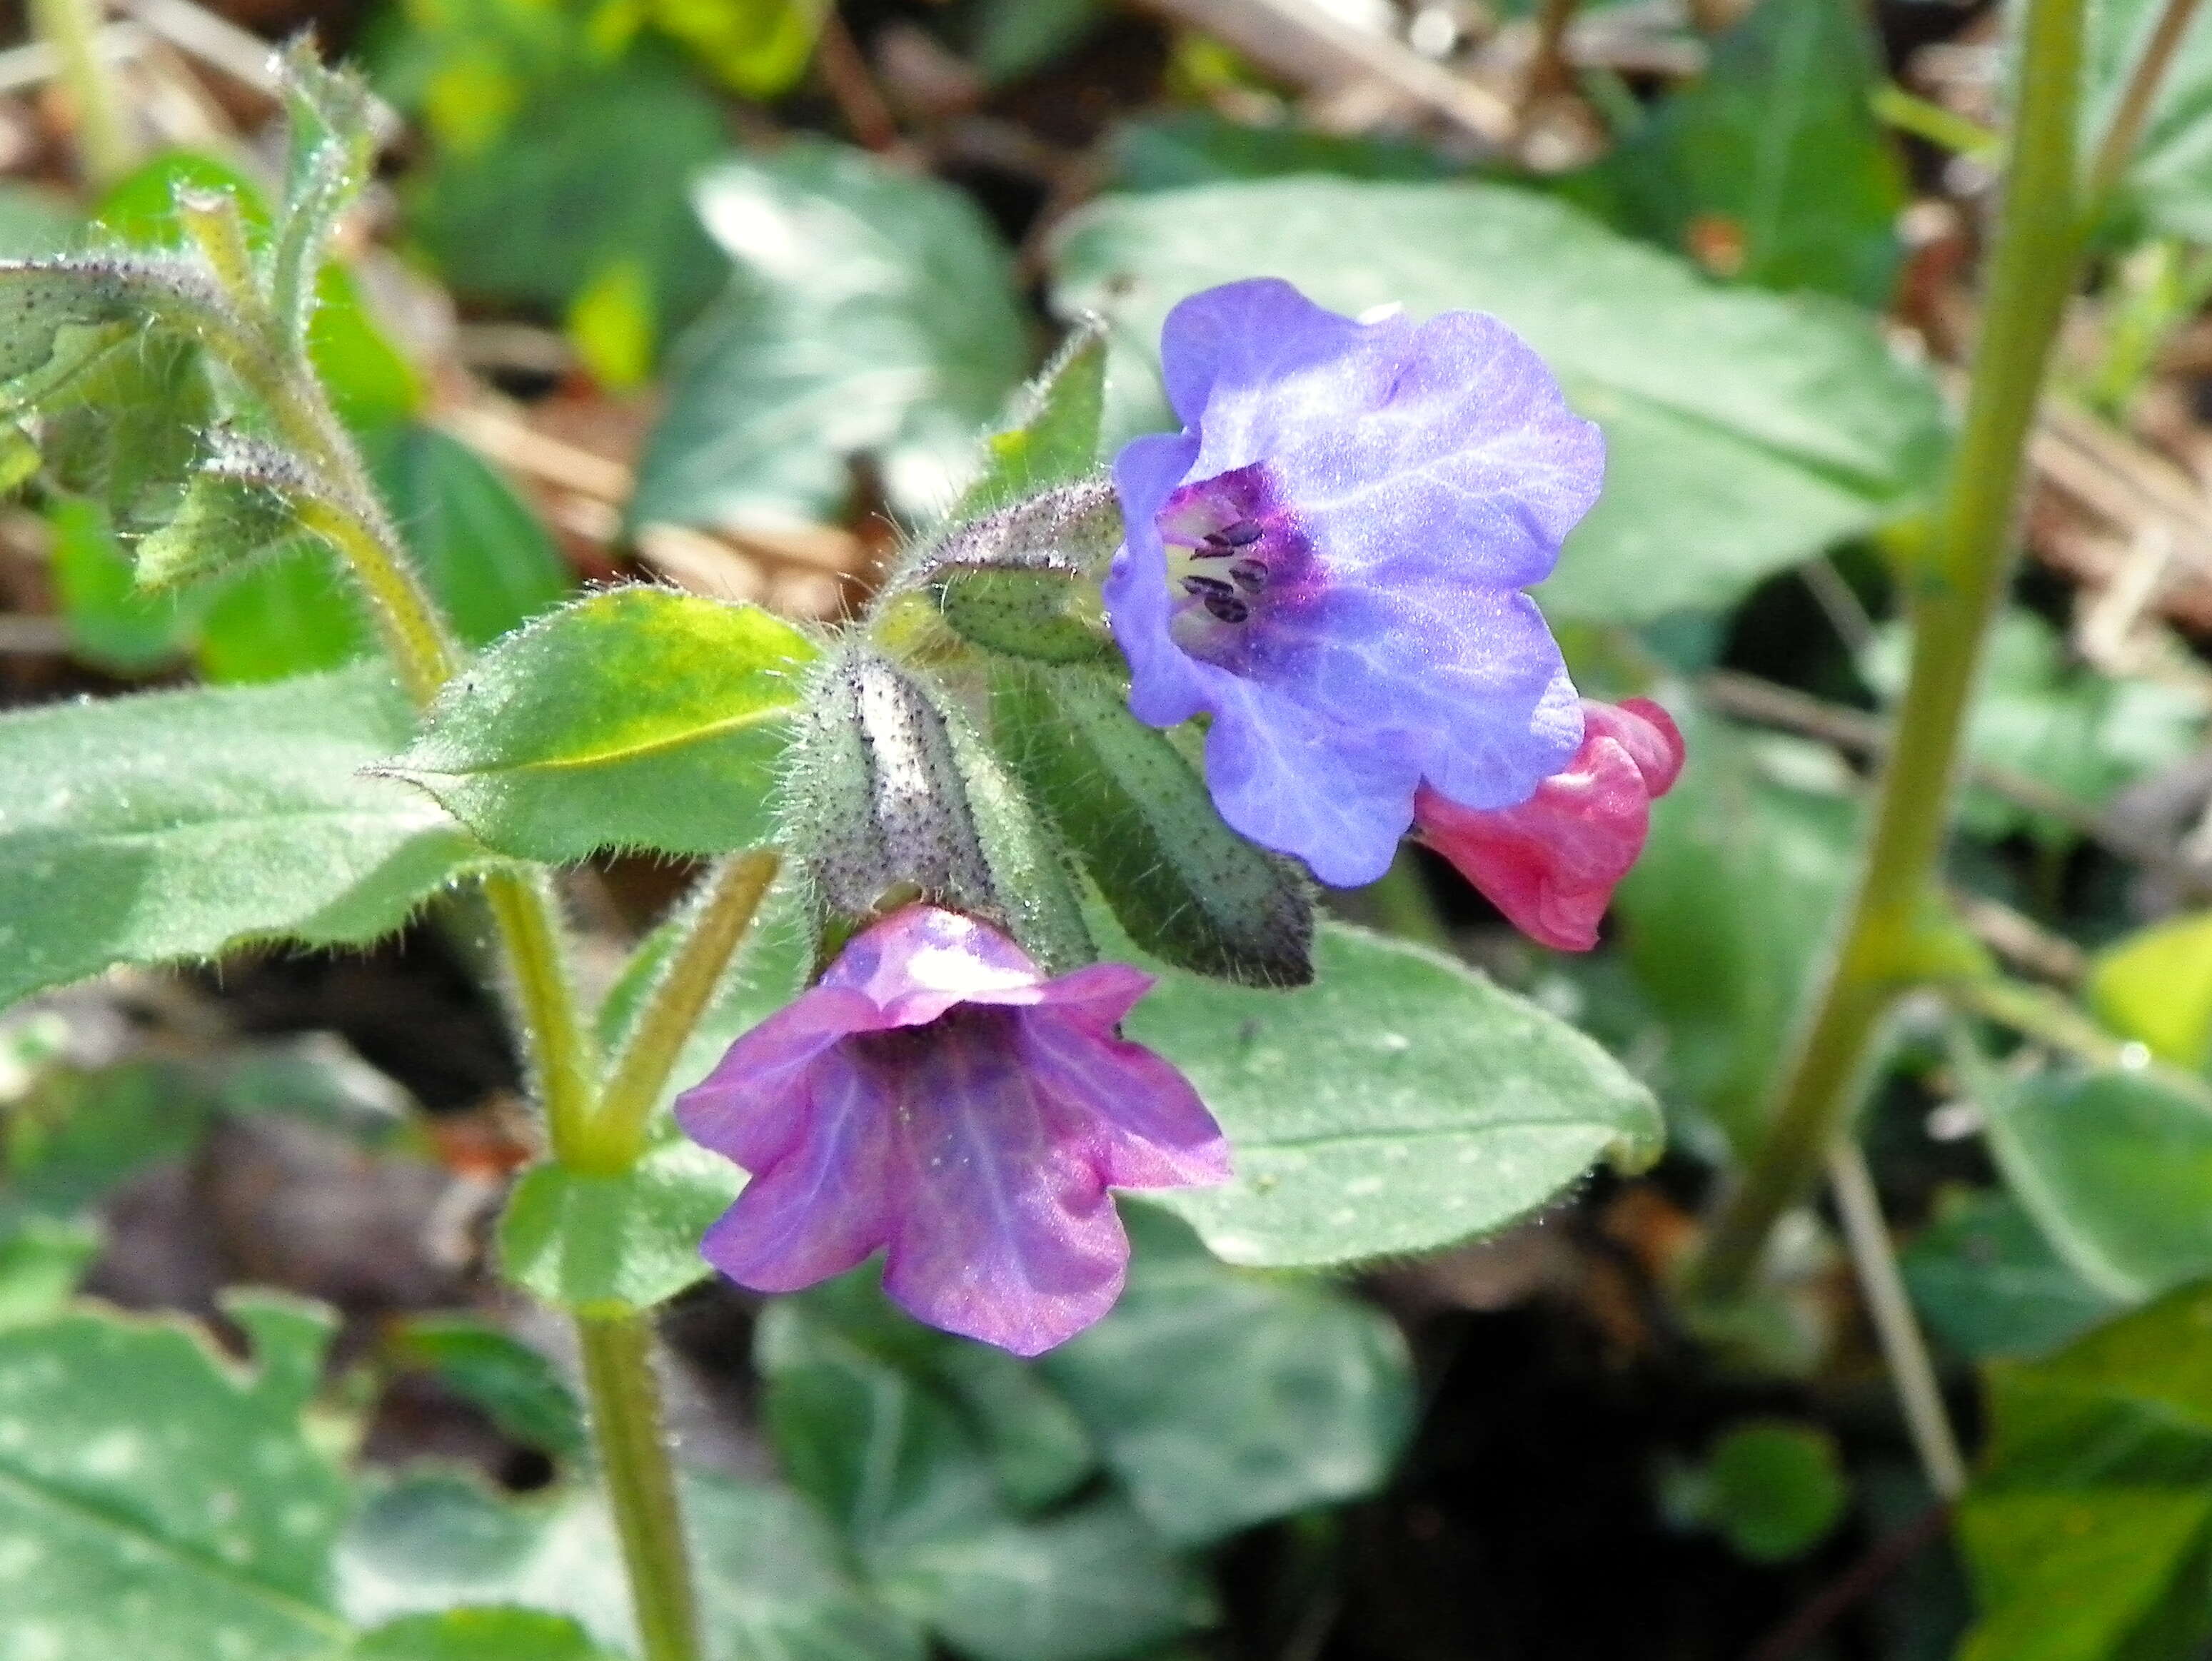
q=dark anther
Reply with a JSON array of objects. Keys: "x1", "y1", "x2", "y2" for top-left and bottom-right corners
[
  {"x1": 1182, "y1": 575, "x2": 1237, "y2": 600},
  {"x1": 1229, "y1": 560, "x2": 1267, "y2": 593},
  {"x1": 1215, "y1": 519, "x2": 1264, "y2": 547},
  {"x1": 1202, "y1": 592, "x2": 1251, "y2": 624}
]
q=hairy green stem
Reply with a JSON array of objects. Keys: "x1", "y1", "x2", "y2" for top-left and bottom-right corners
[
  {"x1": 209, "y1": 212, "x2": 697, "y2": 1650},
  {"x1": 585, "y1": 849, "x2": 782, "y2": 1173},
  {"x1": 1825, "y1": 1141, "x2": 1968, "y2": 1500},
  {"x1": 578, "y1": 1314, "x2": 705, "y2": 1661},
  {"x1": 483, "y1": 867, "x2": 600, "y2": 1165},
  {"x1": 1691, "y1": 0, "x2": 2090, "y2": 1299},
  {"x1": 30, "y1": 0, "x2": 131, "y2": 187}
]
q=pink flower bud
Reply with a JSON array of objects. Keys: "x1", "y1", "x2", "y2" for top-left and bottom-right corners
[{"x1": 1414, "y1": 698, "x2": 1684, "y2": 952}]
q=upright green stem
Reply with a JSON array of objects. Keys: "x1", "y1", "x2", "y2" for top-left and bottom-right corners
[
  {"x1": 214, "y1": 236, "x2": 695, "y2": 1657},
  {"x1": 482, "y1": 867, "x2": 600, "y2": 1166},
  {"x1": 30, "y1": 0, "x2": 131, "y2": 188},
  {"x1": 578, "y1": 1314, "x2": 705, "y2": 1661},
  {"x1": 585, "y1": 849, "x2": 782, "y2": 1173},
  {"x1": 1691, "y1": 0, "x2": 2090, "y2": 1299}
]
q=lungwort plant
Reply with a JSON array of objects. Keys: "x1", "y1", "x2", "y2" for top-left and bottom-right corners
[{"x1": 0, "y1": 44, "x2": 1682, "y2": 1661}]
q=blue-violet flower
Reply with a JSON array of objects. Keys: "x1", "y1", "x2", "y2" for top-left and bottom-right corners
[
  {"x1": 1103, "y1": 278, "x2": 1604, "y2": 886},
  {"x1": 675, "y1": 903, "x2": 1230, "y2": 1355}
]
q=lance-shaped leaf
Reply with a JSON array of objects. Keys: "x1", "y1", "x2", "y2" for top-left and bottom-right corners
[
  {"x1": 955, "y1": 321, "x2": 1108, "y2": 520},
  {"x1": 992, "y1": 661, "x2": 1312, "y2": 986},
  {"x1": 133, "y1": 430, "x2": 318, "y2": 589},
  {"x1": 0, "y1": 665, "x2": 489, "y2": 1009},
  {"x1": 382, "y1": 587, "x2": 818, "y2": 862},
  {"x1": 1117, "y1": 919, "x2": 1664, "y2": 1267}
]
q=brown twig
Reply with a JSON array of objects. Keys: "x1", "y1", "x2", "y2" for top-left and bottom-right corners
[
  {"x1": 1697, "y1": 668, "x2": 2212, "y2": 897},
  {"x1": 2085, "y1": 0, "x2": 2207, "y2": 206},
  {"x1": 813, "y1": 6, "x2": 905, "y2": 156},
  {"x1": 1744, "y1": 1504, "x2": 1954, "y2": 1661}
]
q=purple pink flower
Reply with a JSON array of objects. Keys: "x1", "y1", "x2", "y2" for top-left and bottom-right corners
[
  {"x1": 1103, "y1": 278, "x2": 1604, "y2": 888},
  {"x1": 675, "y1": 904, "x2": 1230, "y2": 1355},
  {"x1": 1415, "y1": 698, "x2": 1684, "y2": 952}
]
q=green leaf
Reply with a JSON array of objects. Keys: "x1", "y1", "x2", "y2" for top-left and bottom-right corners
[
  {"x1": 0, "y1": 666, "x2": 488, "y2": 1009},
  {"x1": 633, "y1": 138, "x2": 1030, "y2": 532},
  {"x1": 33, "y1": 325, "x2": 213, "y2": 529},
  {"x1": 1039, "y1": 1206, "x2": 1412, "y2": 1545},
  {"x1": 955, "y1": 323, "x2": 1108, "y2": 521},
  {"x1": 0, "y1": 1216, "x2": 99, "y2": 1327},
  {"x1": 1959, "y1": 1283, "x2": 2212, "y2": 1661},
  {"x1": 405, "y1": 52, "x2": 728, "y2": 363},
  {"x1": 1902, "y1": 1186, "x2": 2122, "y2": 1361},
  {"x1": 887, "y1": 1500, "x2": 1207, "y2": 1661},
  {"x1": 763, "y1": 1268, "x2": 1098, "y2": 1514},
  {"x1": 361, "y1": 422, "x2": 572, "y2": 647},
  {"x1": 351, "y1": 1607, "x2": 620, "y2": 1661},
  {"x1": 198, "y1": 550, "x2": 375, "y2": 683},
  {"x1": 46, "y1": 495, "x2": 203, "y2": 672},
  {"x1": 758, "y1": 1298, "x2": 1205, "y2": 1661},
  {"x1": 132, "y1": 433, "x2": 318, "y2": 590},
  {"x1": 94, "y1": 151, "x2": 421, "y2": 429},
  {"x1": 1107, "y1": 111, "x2": 1452, "y2": 193},
  {"x1": 2084, "y1": 0, "x2": 2212, "y2": 243},
  {"x1": 969, "y1": 0, "x2": 1103, "y2": 83},
  {"x1": 1052, "y1": 178, "x2": 1947, "y2": 622},
  {"x1": 0, "y1": 1060, "x2": 217, "y2": 1225},
  {"x1": 1118, "y1": 919, "x2": 1664, "y2": 1268},
  {"x1": 1686, "y1": 1420, "x2": 1848, "y2": 1565},
  {"x1": 648, "y1": 0, "x2": 827, "y2": 97},
  {"x1": 1613, "y1": 705, "x2": 1858, "y2": 1153},
  {"x1": 383, "y1": 587, "x2": 818, "y2": 862},
  {"x1": 339, "y1": 1468, "x2": 923, "y2": 1661},
  {"x1": 992, "y1": 662, "x2": 1313, "y2": 986},
  {"x1": 1579, "y1": 0, "x2": 1904, "y2": 304},
  {"x1": 386, "y1": 1316, "x2": 586, "y2": 1458},
  {"x1": 0, "y1": 1295, "x2": 353, "y2": 1661},
  {"x1": 1984, "y1": 1066, "x2": 2212, "y2": 1303},
  {"x1": 497, "y1": 1139, "x2": 741, "y2": 1315},
  {"x1": 1861, "y1": 610, "x2": 2206, "y2": 849},
  {"x1": 2088, "y1": 909, "x2": 2212, "y2": 1070}
]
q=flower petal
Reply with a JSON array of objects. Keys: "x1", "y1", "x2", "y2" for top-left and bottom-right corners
[
  {"x1": 1157, "y1": 277, "x2": 1378, "y2": 443},
  {"x1": 1017, "y1": 1016, "x2": 1232, "y2": 1190},
  {"x1": 675, "y1": 985, "x2": 882, "y2": 1169},
  {"x1": 698, "y1": 1047, "x2": 897, "y2": 1292},
  {"x1": 1106, "y1": 430, "x2": 1210, "y2": 729},
  {"x1": 825, "y1": 902, "x2": 1048, "y2": 1026},
  {"x1": 1415, "y1": 697, "x2": 1685, "y2": 951},
  {"x1": 1202, "y1": 675, "x2": 1423, "y2": 887},
  {"x1": 876, "y1": 1012, "x2": 1130, "y2": 1355}
]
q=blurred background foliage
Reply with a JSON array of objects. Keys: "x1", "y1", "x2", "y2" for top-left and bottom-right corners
[{"x1": 11, "y1": 0, "x2": 2212, "y2": 1657}]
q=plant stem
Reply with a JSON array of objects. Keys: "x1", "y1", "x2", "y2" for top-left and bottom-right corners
[
  {"x1": 29, "y1": 0, "x2": 131, "y2": 188},
  {"x1": 1824, "y1": 1141, "x2": 1968, "y2": 1501},
  {"x1": 210, "y1": 201, "x2": 699, "y2": 1655},
  {"x1": 2085, "y1": 0, "x2": 2206, "y2": 207},
  {"x1": 1690, "y1": 0, "x2": 2090, "y2": 1299},
  {"x1": 483, "y1": 867, "x2": 600, "y2": 1166},
  {"x1": 585, "y1": 849, "x2": 781, "y2": 1172},
  {"x1": 578, "y1": 1313, "x2": 705, "y2": 1661}
]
